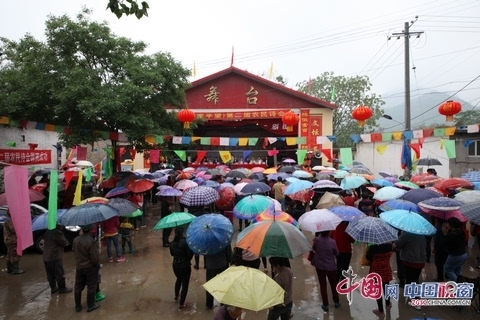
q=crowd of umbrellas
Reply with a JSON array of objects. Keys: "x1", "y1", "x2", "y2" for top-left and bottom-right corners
[{"x1": 5, "y1": 159, "x2": 480, "y2": 312}]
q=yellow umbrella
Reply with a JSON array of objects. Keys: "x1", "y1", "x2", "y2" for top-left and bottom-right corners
[
  {"x1": 263, "y1": 167, "x2": 277, "y2": 174},
  {"x1": 202, "y1": 266, "x2": 285, "y2": 311}
]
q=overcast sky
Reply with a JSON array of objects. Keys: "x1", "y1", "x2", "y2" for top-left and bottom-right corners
[{"x1": 1, "y1": 0, "x2": 479, "y2": 112}]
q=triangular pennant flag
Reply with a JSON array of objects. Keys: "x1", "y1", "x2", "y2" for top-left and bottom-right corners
[
  {"x1": 174, "y1": 150, "x2": 186, "y2": 161},
  {"x1": 340, "y1": 148, "x2": 353, "y2": 166},
  {"x1": 434, "y1": 128, "x2": 446, "y2": 137},
  {"x1": 467, "y1": 125, "x2": 479, "y2": 133},
  {"x1": 376, "y1": 145, "x2": 387, "y2": 155},
  {"x1": 219, "y1": 151, "x2": 232, "y2": 163},
  {"x1": 296, "y1": 137, "x2": 306, "y2": 144},
  {"x1": 465, "y1": 140, "x2": 475, "y2": 148},
  {"x1": 445, "y1": 127, "x2": 456, "y2": 136},
  {"x1": 64, "y1": 170, "x2": 74, "y2": 190},
  {"x1": 418, "y1": 138, "x2": 425, "y2": 148},
  {"x1": 296, "y1": 150, "x2": 308, "y2": 164},
  {"x1": 181, "y1": 136, "x2": 192, "y2": 144},
  {"x1": 210, "y1": 137, "x2": 220, "y2": 146},
  {"x1": 327, "y1": 135, "x2": 336, "y2": 142},
  {"x1": 47, "y1": 170, "x2": 58, "y2": 230},
  {"x1": 402, "y1": 131, "x2": 413, "y2": 140},
  {"x1": 267, "y1": 150, "x2": 279, "y2": 156},
  {"x1": 268, "y1": 137, "x2": 278, "y2": 144},
  {"x1": 392, "y1": 132, "x2": 403, "y2": 140},
  {"x1": 72, "y1": 170, "x2": 83, "y2": 206},
  {"x1": 370, "y1": 133, "x2": 382, "y2": 142},
  {"x1": 192, "y1": 136, "x2": 201, "y2": 142},
  {"x1": 360, "y1": 134, "x2": 371, "y2": 143},
  {"x1": 6, "y1": 141, "x2": 16, "y2": 147},
  {"x1": 443, "y1": 140, "x2": 456, "y2": 159},
  {"x1": 248, "y1": 138, "x2": 258, "y2": 146},
  {"x1": 349, "y1": 134, "x2": 361, "y2": 144},
  {"x1": 410, "y1": 143, "x2": 421, "y2": 159},
  {"x1": 239, "y1": 138, "x2": 248, "y2": 146},
  {"x1": 262, "y1": 138, "x2": 269, "y2": 149},
  {"x1": 320, "y1": 149, "x2": 333, "y2": 162},
  {"x1": 423, "y1": 128, "x2": 434, "y2": 137},
  {"x1": 196, "y1": 150, "x2": 207, "y2": 163},
  {"x1": 243, "y1": 150, "x2": 252, "y2": 161}
]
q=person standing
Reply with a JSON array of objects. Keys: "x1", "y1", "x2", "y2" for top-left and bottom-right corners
[
  {"x1": 205, "y1": 245, "x2": 232, "y2": 310},
  {"x1": 3, "y1": 211, "x2": 25, "y2": 275},
  {"x1": 267, "y1": 257, "x2": 293, "y2": 320},
  {"x1": 330, "y1": 221, "x2": 354, "y2": 282},
  {"x1": 169, "y1": 228, "x2": 194, "y2": 310},
  {"x1": 366, "y1": 242, "x2": 393, "y2": 316},
  {"x1": 119, "y1": 217, "x2": 134, "y2": 254},
  {"x1": 442, "y1": 217, "x2": 468, "y2": 281},
  {"x1": 43, "y1": 224, "x2": 72, "y2": 294},
  {"x1": 101, "y1": 216, "x2": 125, "y2": 263},
  {"x1": 433, "y1": 218, "x2": 448, "y2": 281},
  {"x1": 161, "y1": 197, "x2": 173, "y2": 247},
  {"x1": 73, "y1": 224, "x2": 100, "y2": 312},
  {"x1": 272, "y1": 177, "x2": 286, "y2": 211},
  {"x1": 311, "y1": 231, "x2": 341, "y2": 312}
]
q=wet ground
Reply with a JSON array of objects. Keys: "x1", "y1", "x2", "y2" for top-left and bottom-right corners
[{"x1": 1, "y1": 204, "x2": 480, "y2": 320}]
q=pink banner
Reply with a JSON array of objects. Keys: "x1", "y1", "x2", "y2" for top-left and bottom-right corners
[{"x1": 4, "y1": 166, "x2": 33, "y2": 254}]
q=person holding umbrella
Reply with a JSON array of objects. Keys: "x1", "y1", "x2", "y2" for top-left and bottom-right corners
[
  {"x1": 205, "y1": 244, "x2": 233, "y2": 310},
  {"x1": 267, "y1": 256, "x2": 293, "y2": 320},
  {"x1": 311, "y1": 231, "x2": 341, "y2": 312},
  {"x1": 169, "y1": 227, "x2": 194, "y2": 310},
  {"x1": 442, "y1": 217, "x2": 468, "y2": 281},
  {"x1": 366, "y1": 241, "x2": 393, "y2": 316}
]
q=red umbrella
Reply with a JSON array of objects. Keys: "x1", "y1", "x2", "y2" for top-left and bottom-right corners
[
  {"x1": 30, "y1": 183, "x2": 48, "y2": 192},
  {"x1": 433, "y1": 178, "x2": 473, "y2": 191},
  {"x1": 215, "y1": 187, "x2": 236, "y2": 210},
  {"x1": 127, "y1": 179, "x2": 154, "y2": 193},
  {"x1": 283, "y1": 187, "x2": 313, "y2": 203},
  {"x1": 420, "y1": 208, "x2": 468, "y2": 222},
  {"x1": 0, "y1": 189, "x2": 45, "y2": 205},
  {"x1": 176, "y1": 172, "x2": 195, "y2": 181},
  {"x1": 415, "y1": 175, "x2": 444, "y2": 186},
  {"x1": 410, "y1": 173, "x2": 428, "y2": 183},
  {"x1": 99, "y1": 176, "x2": 120, "y2": 189}
]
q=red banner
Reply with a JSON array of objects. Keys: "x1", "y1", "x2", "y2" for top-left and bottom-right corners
[
  {"x1": 196, "y1": 109, "x2": 287, "y2": 120},
  {"x1": 0, "y1": 149, "x2": 52, "y2": 165},
  {"x1": 308, "y1": 116, "x2": 322, "y2": 149},
  {"x1": 300, "y1": 109, "x2": 310, "y2": 149}
]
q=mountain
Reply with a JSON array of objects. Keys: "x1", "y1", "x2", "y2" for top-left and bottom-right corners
[{"x1": 376, "y1": 91, "x2": 473, "y2": 131}]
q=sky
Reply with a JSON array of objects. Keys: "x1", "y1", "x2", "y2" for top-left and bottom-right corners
[{"x1": 1, "y1": 0, "x2": 479, "y2": 125}]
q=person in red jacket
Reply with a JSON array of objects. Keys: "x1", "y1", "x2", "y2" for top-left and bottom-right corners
[
  {"x1": 366, "y1": 242, "x2": 393, "y2": 316},
  {"x1": 330, "y1": 221, "x2": 354, "y2": 282},
  {"x1": 101, "y1": 216, "x2": 124, "y2": 263}
]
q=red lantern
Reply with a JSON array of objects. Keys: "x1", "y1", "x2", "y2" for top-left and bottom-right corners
[
  {"x1": 281, "y1": 110, "x2": 299, "y2": 132},
  {"x1": 352, "y1": 105, "x2": 372, "y2": 126},
  {"x1": 438, "y1": 100, "x2": 461, "y2": 122},
  {"x1": 177, "y1": 108, "x2": 196, "y2": 128}
]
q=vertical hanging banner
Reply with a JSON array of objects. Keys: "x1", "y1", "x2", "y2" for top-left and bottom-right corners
[
  {"x1": 73, "y1": 170, "x2": 84, "y2": 206},
  {"x1": 308, "y1": 116, "x2": 322, "y2": 149},
  {"x1": 48, "y1": 170, "x2": 58, "y2": 230},
  {"x1": 299, "y1": 109, "x2": 310, "y2": 149}
]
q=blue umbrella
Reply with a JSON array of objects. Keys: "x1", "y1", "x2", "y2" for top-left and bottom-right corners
[
  {"x1": 286, "y1": 177, "x2": 300, "y2": 184},
  {"x1": 58, "y1": 204, "x2": 119, "y2": 226},
  {"x1": 329, "y1": 206, "x2": 366, "y2": 222},
  {"x1": 346, "y1": 216, "x2": 398, "y2": 244},
  {"x1": 370, "y1": 179, "x2": 394, "y2": 187},
  {"x1": 284, "y1": 180, "x2": 313, "y2": 195},
  {"x1": 105, "y1": 186, "x2": 130, "y2": 198},
  {"x1": 418, "y1": 197, "x2": 462, "y2": 211},
  {"x1": 193, "y1": 177, "x2": 205, "y2": 184},
  {"x1": 152, "y1": 172, "x2": 165, "y2": 179},
  {"x1": 340, "y1": 176, "x2": 367, "y2": 190},
  {"x1": 380, "y1": 209, "x2": 436, "y2": 235},
  {"x1": 399, "y1": 188, "x2": 442, "y2": 204},
  {"x1": 32, "y1": 209, "x2": 68, "y2": 231},
  {"x1": 233, "y1": 195, "x2": 274, "y2": 220},
  {"x1": 474, "y1": 182, "x2": 480, "y2": 190},
  {"x1": 463, "y1": 171, "x2": 480, "y2": 182},
  {"x1": 378, "y1": 199, "x2": 419, "y2": 213},
  {"x1": 372, "y1": 186, "x2": 406, "y2": 201},
  {"x1": 186, "y1": 214, "x2": 234, "y2": 255},
  {"x1": 241, "y1": 182, "x2": 271, "y2": 194},
  {"x1": 249, "y1": 172, "x2": 265, "y2": 181},
  {"x1": 267, "y1": 174, "x2": 279, "y2": 181},
  {"x1": 201, "y1": 180, "x2": 221, "y2": 189},
  {"x1": 108, "y1": 198, "x2": 138, "y2": 216}
]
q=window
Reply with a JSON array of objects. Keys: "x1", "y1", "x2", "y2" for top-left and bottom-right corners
[{"x1": 468, "y1": 141, "x2": 480, "y2": 156}]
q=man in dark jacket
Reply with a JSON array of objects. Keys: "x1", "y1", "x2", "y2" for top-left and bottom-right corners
[
  {"x1": 3, "y1": 211, "x2": 25, "y2": 275},
  {"x1": 43, "y1": 224, "x2": 72, "y2": 294},
  {"x1": 205, "y1": 245, "x2": 232, "y2": 310},
  {"x1": 73, "y1": 224, "x2": 100, "y2": 312}
]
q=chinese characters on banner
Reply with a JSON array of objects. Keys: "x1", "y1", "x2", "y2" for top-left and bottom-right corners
[
  {"x1": 299, "y1": 109, "x2": 310, "y2": 149},
  {"x1": 245, "y1": 86, "x2": 258, "y2": 105},
  {"x1": 0, "y1": 149, "x2": 52, "y2": 165},
  {"x1": 196, "y1": 109, "x2": 287, "y2": 120},
  {"x1": 204, "y1": 85, "x2": 261, "y2": 106},
  {"x1": 308, "y1": 116, "x2": 322, "y2": 150}
]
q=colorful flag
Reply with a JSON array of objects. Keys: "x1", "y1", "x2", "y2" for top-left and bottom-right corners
[
  {"x1": 73, "y1": 170, "x2": 83, "y2": 206},
  {"x1": 296, "y1": 150, "x2": 307, "y2": 164},
  {"x1": 174, "y1": 150, "x2": 186, "y2": 161},
  {"x1": 48, "y1": 170, "x2": 58, "y2": 230},
  {"x1": 330, "y1": 85, "x2": 336, "y2": 101},
  {"x1": 268, "y1": 62, "x2": 274, "y2": 79},
  {"x1": 219, "y1": 151, "x2": 232, "y2": 163}
]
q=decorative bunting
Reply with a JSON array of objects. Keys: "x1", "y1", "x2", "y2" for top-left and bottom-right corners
[
  {"x1": 296, "y1": 137, "x2": 306, "y2": 144},
  {"x1": 181, "y1": 136, "x2": 191, "y2": 144},
  {"x1": 445, "y1": 127, "x2": 456, "y2": 136},
  {"x1": 109, "y1": 132, "x2": 119, "y2": 141},
  {"x1": 418, "y1": 138, "x2": 425, "y2": 148},
  {"x1": 45, "y1": 124, "x2": 55, "y2": 132},
  {"x1": 72, "y1": 170, "x2": 83, "y2": 206},
  {"x1": 443, "y1": 140, "x2": 456, "y2": 159},
  {"x1": 196, "y1": 150, "x2": 207, "y2": 163},
  {"x1": 320, "y1": 149, "x2": 333, "y2": 162},
  {"x1": 0, "y1": 116, "x2": 9, "y2": 124},
  {"x1": 413, "y1": 130, "x2": 423, "y2": 138},
  {"x1": 84, "y1": 168, "x2": 92, "y2": 182},
  {"x1": 370, "y1": 133, "x2": 382, "y2": 142},
  {"x1": 340, "y1": 148, "x2": 353, "y2": 166},
  {"x1": 219, "y1": 151, "x2": 232, "y2": 163},
  {"x1": 381, "y1": 133, "x2": 392, "y2": 141},
  {"x1": 229, "y1": 138, "x2": 239, "y2": 146},
  {"x1": 155, "y1": 135, "x2": 164, "y2": 144},
  {"x1": 327, "y1": 135, "x2": 336, "y2": 143},
  {"x1": 286, "y1": 138, "x2": 297, "y2": 146},
  {"x1": 6, "y1": 141, "x2": 16, "y2": 147},
  {"x1": 174, "y1": 150, "x2": 186, "y2": 161},
  {"x1": 423, "y1": 128, "x2": 434, "y2": 137},
  {"x1": 376, "y1": 145, "x2": 387, "y2": 155},
  {"x1": 239, "y1": 138, "x2": 248, "y2": 146},
  {"x1": 467, "y1": 125, "x2": 479, "y2": 133},
  {"x1": 410, "y1": 143, "x2": 421, "y2": 159},
  {"x1": 465, "y1": 140, "x2": 475, "y2": 148},
  {"x1": 210, "y1": 137, "x2": 220, "y2": 146},
  {"x1": 201, "y1": 137, "x2": 210, "y2": 145},
  {"x1": 172, "y1": 136, "x2": 182, "y2": 144},
  {"x1": 243, "y1": 150, "x2": 252, "y2": 161},
  {"x1": 350, "y1": 134, "x2": 361, "y2": 144},
  {"x1": 360, "y1": 134, "x2": 371, "y2": 143},
  {"x1": 402, "y1": 131, "x2": 413, "y2": 140},
  {"x1": 220, "y1": 137, "x2": 229, "y2": 146},
  {"x1": 268, "y1": 137, "x2": 278, "y2": 144},
  {"x1": 267, "y1": 150, "x2": 279, "y2": 156},
  {"x1": 316, "y1": 136, "x2": 330, "y2": 144},
  {"x1": 434, "y1": 128, "x2": 446, "y2": 137},
  {"x1": 248, "y1": 138, "x2": 258, "y2": 146},
  {"x1": 392, "y1": 132, "x2": 403, "y2": 141},
  {"x1": 296, "y1": 150, "x2": 307, "y2": 164}
]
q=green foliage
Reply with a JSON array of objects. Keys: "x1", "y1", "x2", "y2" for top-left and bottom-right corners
[
  {"x1": 106, "y1": 0, "x2": 149, "y2": 19},
  {"x1": 297, "y1": 72, "x2": 385, "y2": 147},
  {"x1": 0, "y1": 9, "x2": 190, "y2": 148},
  {"x1": 455, "y1": 109, "x2": 480, "y2": 125}
]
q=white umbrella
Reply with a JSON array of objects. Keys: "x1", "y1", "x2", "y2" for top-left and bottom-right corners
[
  {"x1": 298, "y1": 209, "x2": 343, "y2": 233},
  {"x1": 233, "y1": 182, "x2": 248, "y2": 195}
]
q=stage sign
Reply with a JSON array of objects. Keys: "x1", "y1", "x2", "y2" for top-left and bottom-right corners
[
  {"x1": 0, "y1": 149, "x2": 52, "y2": 165},
  {"x1": 300, "y1": 109, "x2": 310, "y2": 149},
  {"x1": 196, "y1": 109, "x2": 287, "y2": 120},
  {"x1": 308, "y1": 116, "x2": 322, "y2": 149}
]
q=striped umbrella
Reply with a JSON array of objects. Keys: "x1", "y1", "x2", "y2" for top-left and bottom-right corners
[{"x1": 252, "y1": 210, "x2": 298, "y2": 226}]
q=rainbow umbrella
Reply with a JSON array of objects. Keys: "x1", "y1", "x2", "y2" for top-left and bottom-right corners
[
  {"x1": 236, "y1": 220, "x2": 311, "y2": 258},
  {"x1": 252, "y1": 210, "x2": 298, "y2": 226}
]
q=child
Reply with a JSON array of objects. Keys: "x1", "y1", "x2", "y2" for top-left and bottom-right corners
[{"x1": 120, "y1": 217, "x2": 134, "y2": 253}]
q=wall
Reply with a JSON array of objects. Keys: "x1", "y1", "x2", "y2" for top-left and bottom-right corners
[
  {"x1": 451, "y1": 133, "x2": 480, "y2": 177},
  {"x1": 355, "y1": 137, "x2": 450, "y2": 178}
]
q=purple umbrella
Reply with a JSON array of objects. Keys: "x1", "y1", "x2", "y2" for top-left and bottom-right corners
[
  {"x1": 156, "y1": 186, "x2": 183, "y2": 197},
  {"x1": 399, "y1": 188, "x2": 442, "y2": 204},
  {"x1": 418, "y1": 197, "x2": 462, "y2": 212},
  {"x1": 378, "y1": 199, "x2": 419, "y2": 213},
  {"x1": 282, "y1": 158, "x2": 296, "y2": 164},
  {"x1": 105, "y1": 186, "x2": 130, "y2": 198}
]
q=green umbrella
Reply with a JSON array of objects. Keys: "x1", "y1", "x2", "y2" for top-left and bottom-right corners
[
  {"x1": 153, "y1": 212, "x2": 197, "y2": 230},
  {"x1": 127, "y1": 209, "x2": 143, "y2": 218}
]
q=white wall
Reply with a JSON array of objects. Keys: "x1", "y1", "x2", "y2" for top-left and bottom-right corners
[
  {"x1": 0, "y1": 127, "x2": 65, "y2": 169},
  {"x1": 355, "y1": 137, "x2": 450, "y2": 178}
]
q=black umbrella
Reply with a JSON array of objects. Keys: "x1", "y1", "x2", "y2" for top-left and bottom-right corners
[
  {"x1": 226, "y1": 170, "x2": 246, "y2": 179},
  {"x1": 278, "y1": 165, "x2": 297, "y2": 173},
  {"x1": 399, "y1": 188, "x2": 442, "y2": 204},
  {"x1": 416, "y1": 158, "x2": 442, "y2": 166},
  {"x1": 248, "y1": 172, "x2": 265, "y2": 181},
  {"x1": 240, "y1": 182, "x2": 271, "y2": 194}
]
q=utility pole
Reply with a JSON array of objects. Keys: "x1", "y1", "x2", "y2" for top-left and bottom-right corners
[
  {"x1": 389, "y1": 18, "x2": 423, "y2": 178},
  {"x1": 390, "y1": 18, "x2": 423, "y2": 131}
]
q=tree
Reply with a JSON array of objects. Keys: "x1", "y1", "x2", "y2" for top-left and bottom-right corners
[
  {"x1": 0, "y1": 9, "x2": 190, "y2": 148},
  {"x1": 297, "y1": 72, "x2": 385, "y2": 147},
  {"x1": 107, "y1": 0, "x2": 149, "y2": 19},
  {"x1": 455, "y1": 110, "x2": 480, "y2": 125}
]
